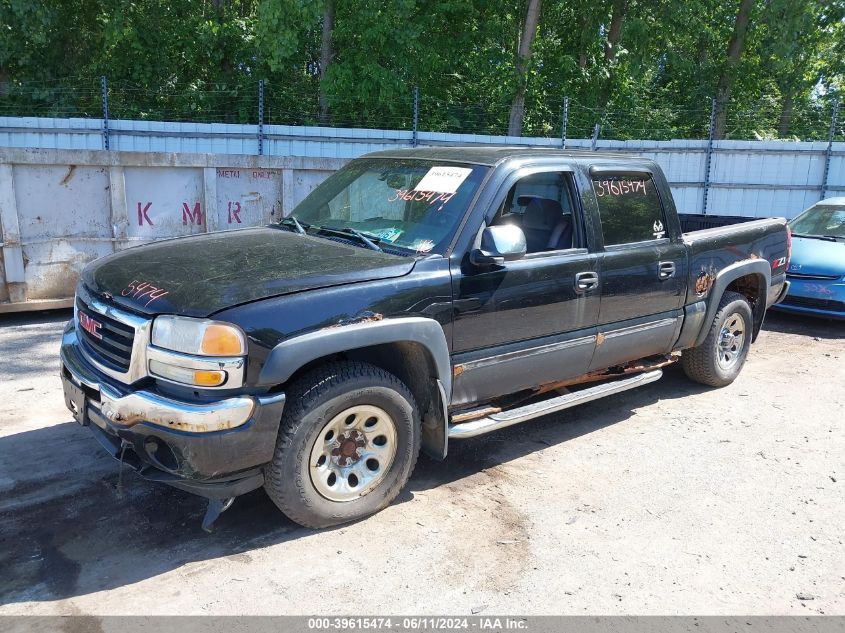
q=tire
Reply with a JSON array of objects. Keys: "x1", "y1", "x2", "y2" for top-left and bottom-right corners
[
  {"x1": 682, "y1": 291, "x2": 753, "y2": 387},
  {"x1": 264, "y1": 361, "x2": 421, "y2": 529}
]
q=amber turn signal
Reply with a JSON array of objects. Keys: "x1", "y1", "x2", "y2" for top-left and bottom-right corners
[
  {"x1": 192, "y1": 369, "x2": 227, "y2": 387},
  {"x1": 149, "y1": 359, "x2": 227, "y2": 387},
  {"x1": 200, "y1": 323, "x2": 246, "y2": 356}
]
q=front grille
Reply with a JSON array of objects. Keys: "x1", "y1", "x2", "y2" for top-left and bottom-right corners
[
  {"x1": 786, "y1": 272, "x2": 841, "y2": 281},
  {"x1": 76, "y1": 298, "x2": 136, "y2": 372},
  {"x1": 781, "y1": 295, "x2": 845, "y2": 312}
]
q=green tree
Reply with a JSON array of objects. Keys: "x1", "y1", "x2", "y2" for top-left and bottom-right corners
[
  {"x1": 756, "y1": 0, "x2": 844, "y2": 137},
  {"x1": 508, "y1": 0, "x2": 543, "y2": 136},
  {"x1": 1, "y1": 0, "x2": 844, "y2": 138}
]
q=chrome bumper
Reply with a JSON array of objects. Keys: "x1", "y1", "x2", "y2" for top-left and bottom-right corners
[
  {"x1": 772, "y1": 280, "x2": 791, "y2": 306},
  {"x1": 99, "y1": 388, "x2": 257, "y2": 433}
]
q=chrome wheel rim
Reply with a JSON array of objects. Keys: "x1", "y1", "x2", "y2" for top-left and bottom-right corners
[
  {"x1": 309, "y1": 405, "x2": 398, "y2": 502},
  {"x1": 716, "y1": 312, "x2": 746, "y2": 370}
]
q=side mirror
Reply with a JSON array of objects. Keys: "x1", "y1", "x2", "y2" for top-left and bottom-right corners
[{"x1": 470, "y1": 224, "x2": 527, "y2": 266}]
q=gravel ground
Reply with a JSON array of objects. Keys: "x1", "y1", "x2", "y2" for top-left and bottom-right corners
[{"x1": 0, "y1": 309, "x2": 842, "y2": 615}]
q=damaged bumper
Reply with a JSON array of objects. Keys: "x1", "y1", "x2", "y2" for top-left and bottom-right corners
[{"x1": 60, "y1": 323, "x2": 286, "y2": 499}]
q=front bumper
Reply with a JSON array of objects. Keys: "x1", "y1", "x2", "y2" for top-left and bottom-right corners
[{"x1": 61, "y1": 322, "x2": 286, "y2": 498}]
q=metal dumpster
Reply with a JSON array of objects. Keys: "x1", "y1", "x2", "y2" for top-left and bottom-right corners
[{"x1": 0, "y1": 149, "x2": 342, "y2": 312}]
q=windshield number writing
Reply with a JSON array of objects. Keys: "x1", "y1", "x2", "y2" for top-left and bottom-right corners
[{"x1": 388, "y1": 189, "x2": 455, "y2": 206}]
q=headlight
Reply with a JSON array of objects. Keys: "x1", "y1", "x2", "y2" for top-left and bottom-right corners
[{"x1": 151, "y1": 316, "x2": 246, "y2": 356}]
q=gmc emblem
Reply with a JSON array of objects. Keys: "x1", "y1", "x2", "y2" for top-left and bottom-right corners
[{"x1": 79, "y1": 312, "x2": 103, "y2": 340}]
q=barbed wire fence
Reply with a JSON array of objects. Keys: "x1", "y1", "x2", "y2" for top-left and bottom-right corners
[
  {"x1": 1, "y1": 76, "x2": 842, "y2": 149},
  {"x1": 3, "y1": 76, "x2": 843, "y2": 215}
]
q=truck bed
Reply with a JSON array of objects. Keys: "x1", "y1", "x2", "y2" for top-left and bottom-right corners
[
  {"x1": 682, "y1": 216, "x2": 790, "y2": 310},
  {"x1": 678, "y1": 213, "x2": 763, "y2": 233}
]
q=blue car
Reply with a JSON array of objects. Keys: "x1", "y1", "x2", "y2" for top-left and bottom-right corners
[{"x1": 775, "y1": 197, "x2": 845, "y2": 320}]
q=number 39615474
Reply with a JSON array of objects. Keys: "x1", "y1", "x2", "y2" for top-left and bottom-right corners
[{"x1": 594, "y1": 179, "x2": 647, "y2": 197}]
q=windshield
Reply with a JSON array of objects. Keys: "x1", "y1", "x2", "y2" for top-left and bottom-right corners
[
  {"x1": 288, "y1": 159, "x2": 489, "y2": 254},
  {"x1": 789, "y1": 204, "x2": 845, "y2": 239}
]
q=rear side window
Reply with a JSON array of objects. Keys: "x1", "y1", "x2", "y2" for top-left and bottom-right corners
[{"x1": 591, "y1": 174, "x2": 667, "y2": 246}]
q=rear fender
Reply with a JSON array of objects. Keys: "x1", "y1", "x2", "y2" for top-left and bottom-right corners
[{"x1": 694, "y1": 259, "x2": 771, "y2": 347}]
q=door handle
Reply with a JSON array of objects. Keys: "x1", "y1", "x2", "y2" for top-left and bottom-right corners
[
  {"x1": 658, "y1": 261, "x2": 676, "y2": 280},
  {"x1": 575, "y1": 271, "x2": 599, "y2": 293}
]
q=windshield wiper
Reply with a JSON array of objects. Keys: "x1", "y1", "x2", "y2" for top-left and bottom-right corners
[
  {"x1": 317, "y1": 225, "x2": 383, "y2": 252},
  {"x1": 791, "y1": 232, "x2": 838, "y2": 242},
  {"x1": 343, "y1": 228, "x2": 383, "y2": 252},
  {"x1": 278, "y1": 215, "x2": 308, "y2": 235}
]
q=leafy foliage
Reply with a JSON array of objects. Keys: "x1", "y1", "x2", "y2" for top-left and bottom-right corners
[{"x1": 1, "y1": 0, "x2": 842, "y2": 139}]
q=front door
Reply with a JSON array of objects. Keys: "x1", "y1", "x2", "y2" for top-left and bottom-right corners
[{"x1": 450, "y1": 169, "x2": 600, "y2": 406}]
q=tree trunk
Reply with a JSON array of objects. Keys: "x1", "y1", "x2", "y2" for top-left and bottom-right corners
[
  {"x1": 598, "y1": 0, "x2": 627, "y2": 110},
  {"x1": 777, "y1": 92, "x2": 793, "y2": 137},
  {"x1": 577, "y1": 15, "x2": 589, "y2": 69},
  {"x1": 604, "y1": 0, "x2": 627, "y2": 63},
  {"x1": 507, "y1": 0, "x2": 542, "y2": 137},
  {"x1": 713, "y1": 0, "x2": 755, "y2": 139},
  {"x1": 318, "y1": 0, "x2": 335, "y2": 126},
  {"x1": 211, "y1": 0, "x2": 236, "y2": 122}
]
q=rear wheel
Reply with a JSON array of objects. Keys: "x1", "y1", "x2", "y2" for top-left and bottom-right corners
[
  {"x1": 264, "y1": 361, "x2": 421, "y2": 528},
  {"x1": 682, "y1": 291, "x2": 753, "y2": 387}
]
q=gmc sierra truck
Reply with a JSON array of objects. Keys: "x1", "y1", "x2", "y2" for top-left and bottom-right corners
[{"x1": 61, "y1": 147, "x2": 791, "y2": 530}]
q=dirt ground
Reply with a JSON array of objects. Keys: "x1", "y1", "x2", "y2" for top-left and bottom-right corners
[{"x1": 0, "y1": 308, "x2": 842, "y2": 615}]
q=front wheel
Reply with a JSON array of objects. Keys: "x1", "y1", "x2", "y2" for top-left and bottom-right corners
[
  {"x1": 264, "y1": 361, "x2": 421, "y2": 529},
  {"x1": 682, "y1": 291, "x2": 753, "y2": 387}
]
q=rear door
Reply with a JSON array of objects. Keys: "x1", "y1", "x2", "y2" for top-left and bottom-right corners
[{"x1": 587, "y1": 167, "x2": 688, "y2": 371}]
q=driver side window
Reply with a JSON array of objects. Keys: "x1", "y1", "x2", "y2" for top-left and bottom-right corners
[{"x1": 492, "y1": 172, "x2": 579, "y2": 254}]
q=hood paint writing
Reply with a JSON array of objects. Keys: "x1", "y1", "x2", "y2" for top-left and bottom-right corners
[{"x1": 81, "y1": 227, "x2": 415, "y2": 317}]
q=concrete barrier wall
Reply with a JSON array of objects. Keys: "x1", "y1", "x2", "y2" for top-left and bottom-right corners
[{"x1": 0, "y1": 148, "x2": 343, "y2": 311}]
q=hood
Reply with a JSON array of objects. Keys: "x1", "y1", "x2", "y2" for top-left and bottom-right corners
[
  {"x1": 788, "y1": 236, "x2": 845, "y2": 278},
  {"x1": 81, "y1": 227, "x2": 416, "y2": 317}
]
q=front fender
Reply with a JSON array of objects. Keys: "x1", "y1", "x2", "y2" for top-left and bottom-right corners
[{"x1": 256, "y1": 316, "x2": 453, "y2": 401}]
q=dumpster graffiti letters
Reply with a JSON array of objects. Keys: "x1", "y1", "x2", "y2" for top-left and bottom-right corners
[
  {"x1": 182, "y1": 202, "x2": 204, "y2": 225},
  {"x1": 228, "y1": 201, "x2": 242, "y2": 224},
  {"x1": 137, "y1": 202, "x2": 153, "y2": 225}
]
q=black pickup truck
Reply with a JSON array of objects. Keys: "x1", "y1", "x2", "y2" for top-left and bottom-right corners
[{"x1": 61, "y1": 147, "x2": 791, "y2": 529}]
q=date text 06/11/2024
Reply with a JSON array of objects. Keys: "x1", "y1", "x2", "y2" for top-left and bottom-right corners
[{"x1": 306, "y1": 617, "x2": 529, "y2": 631}]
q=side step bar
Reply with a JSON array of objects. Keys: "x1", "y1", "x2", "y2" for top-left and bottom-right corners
[{"x1": 448, "y1": 369, "x2": 663, "y2": 439}]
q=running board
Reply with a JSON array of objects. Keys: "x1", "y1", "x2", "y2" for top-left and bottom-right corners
[{"x1": 448, "y1": 369, "x2": 663, "y2": 439}]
